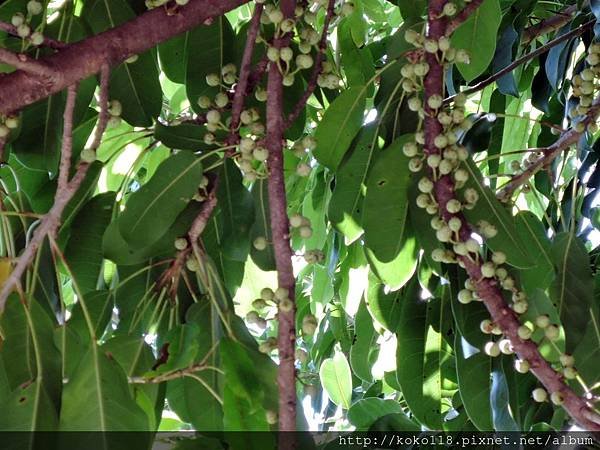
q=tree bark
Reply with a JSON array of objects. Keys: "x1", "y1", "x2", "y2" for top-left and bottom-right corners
[{"x1": 0, "y1": 0, "x2": 250, "y2": 114}]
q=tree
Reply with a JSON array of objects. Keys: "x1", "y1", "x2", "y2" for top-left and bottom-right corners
[{"x1": 0, "y1": 0, "x2": 599, "y2": 446}]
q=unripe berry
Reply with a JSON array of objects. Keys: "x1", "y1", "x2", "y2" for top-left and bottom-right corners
[
  {"x1": 80, "y1": 148, "x2": 96, "y2": 163},
  {"x1": 418, "y1": 177, "x2": 434, "y2": 193},
  {"x1": 11, "y1": 13, "x2": 24, "y2": 27},
  {"x1": 448, "y1": 217, "x2": 462, "y2": 232},
  {"x1": 267, "y1": 47, "x2": 280, "y2": 62},
  {"x1": 0, "y1": 125, "x2": 10, "y2": 138},
  {"x1": 499, "y1": 339, "x2": 513, "y2": 354},
  {"x1": 534, "y1": 315, "x2": 550, "y2": 329},
  {"x1": 253, "y1": 147, "x2": 269, "y2": 162},
  {"x1": 465, "y1": 239, "x2": 480, "y2": 254},
  {"x1": 206, "y1": 110, "x2": 221, "y2": 124},
  {"x1": 174, "y1": 238, "x2": 188, "y2": 250},
  {"x1": 439, "y1": 160, "x2": 453, "y2": 175},
  {"x1": 279, "y1": 298, "x2": 293, "y2": 312},
  {"x1": 27, "y1": 1, "x2": 43, "y2": 15},
  {"x1": 280, "y1": 47, "x2": 293, "y2": 62},
  {"x1": 295, "y1": 348, "x2": 309, "y2": 363},
  {"x1": 404, "y1": 29, "x2": 420, "y2": 45},
  {"x1": 480, "y1": 319, "x2": 493, "y2": 334},
  {"x1": 253, "y1": 236, "x2": 268, "y2": 250},
  {"x1": 255, "y1": 88, "x2": 268, "y2": 102},
  {"x1": 532, "y1": 388, "x2": 547, "y2": 402},
  {"x1": 186, "y1": 257, "x2": 199, "y2": 272},
  {"x1": 206, "y1": 73, "x2": 220, "y2": 87},
  {"x1": 484, "y1": 341, "x2": 501, "y2": 357},
  {"x1": 427, "y1": 154, "x2": 441, "y2": 168},
  {"x1": 436, "y1": 226, "x2": 452, "y2": 243},
  {"x1": 434, "y1": 135, "x2": 448, "y2": 148},
  {"x1": 252, "y1": 298, "x2": 268, "y2": 310},
  {"x1": 198, "y1": 96, "x2": 212, "y2": 109},
  {"x1": 302, "y1": 314, "x2": 318, "y2": 335},
  {"x1": 275, "y1": 287, "x2": 289, "y2": 301},
  {"x1": 246, "y1": 310, "x2": 259, "y2": 324},
  {"x1": 446, "y1": 199, "x2": 462, "y2": 214},
  {"x1": 408, "y1": 158, "x2": 423, "y2": 172},
  {"x1": 408, "y1": 97, "x2": 422, "y2": 112},
  {"x1": 341, "y1": 2, "x2": 355, "y2": 16},
  {"x1": 443, "y1": 2, "x2": 457, "y2": 15},
  {"x1": 550, "y1": 391, "x2": 564, "y2": 405},
  {"x1": 296, "y1": 54, "x2": 314, "y2": 69},
  {"x1": 454, "y1": 169, "x2": 468, "y2": 182},
  {"x1": 453, "y1": 242, "x2": 468, "y2": 256},
  {"x1": 491, "y1": 251, "x2": 506, "y2": 265},
  {"x1": 563, "y1": 367, "x2": 577, "y2": 379},
  {"x1": 280, "y1": 18, "x2": 295, "y2": 33},
  {"x1": 518, "y1": 325, "x2": 532, "y2": 340},
  {"x1": 544, "y1": 324, "x2": 560, "y2": 341},
  {"x1": 413, "y1": 62, "x2": 429, "y2": 77},
  {"x1": 457, "y1": 289, "x2": 473, "y2": 304},
  {"x1": 424, "y1": 39, "x2": 438, "y2": 53},
  {"x1": 403, "y1": 142, "x2": 419, "y2": 157},
  {"x1": 512, "y1": 301, "x2": 528, "y2": 315},
  {"x1": 455, "y1": 49, "x2": 470, "y2": 64},
  {"x1": 430, "y1": 217, "x2": 444, "y2": 230},
  {"x1": 482, "y1": 224, "x2": 498, "y2": 239},
  {"x1": 515, "y1": 359, "x2": 530, "y2": 373},
  {"x1": 214, "y1": 92, "x2": 229, "y2": 108},
  {"x1": 4, "y1": 116, "x2": 19, "y2": 129},
  {"x1": 261, "y1": 287, "x2": 275, "y2": 301},
  {"x1": 289, "y1": 214, "x2": 303, "y2": 228},
  {"x1": 428, "y1": 95, "x2": 443, "y2": 110},
  {"x1": 108, "y1": 100, "x2": 122, "y2": 117},
  {"x1": 431, "y1": 248, "x2": 446, "y2": 262},
  {"x1": 481, "y1": 262, "x2": 496, "y2": 278},
  {"x1": 17, "y1": 24, "x2": 31, "y2": 38},
  {"x1": 560, "y1": 353, "x2": 575, "y2": 367},
  {"x1": 299, "y1": 225, "x2": 313, "y2": 238},
  {"x1": 268, "y1": 9, "x2": 284, "y2": 23},
  {"x1": 30, "y1": 31, "x2": 44, "y2": 46}
]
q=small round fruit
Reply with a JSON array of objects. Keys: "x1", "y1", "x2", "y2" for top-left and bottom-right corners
[
  {"x1": 80, "y1": 148, "x2": 96, "y2": 163},
  {"x1": 275, "y1": 287, "x2": 289, "y2": 301},
  {"x1": 457, "y1": 289, "x2": 473, "y2": 304},
  {"x1": 30, "y1": 31, "x2": 44, "y2": 46},
  {"x1": 253, "y1": 236, "x2": 268, "y2": 251},
  {"x1": 480, "y1": 319, "x2": 493, "y2": 334},
  {"x1": 246, "y1": 311, "x2": 259, "y2": 324},
  {"x1": 517, "y1": 325, "x2": 532, "y2": 340},
  {"x1": 206, "y1": 73, "x2": 220, "y2": 87},
  {"x1": 252, "y1": 298, "x2": 268, "y2": 310},
  {"x1": 498, "y1": 339, "x2": 513, "y2": 355},
  {"x1": 563, "y1": 367, "x2": 577, "y2": 379},
  {"x1": 302, "y1": 314, "x2": 318, "y2": 335},
  {"x1": 481, "y1": 262, "x2": 496, "y2": 278},
  {"x1": 559, "y1": 353, "x2": 575, "y2": 367},
  {"x1": 544, "y1": 324, "x2": 560, "y2": 341},
  {"x1": 27, "y1": 1, "x2": 43, "y2": 15},
  {"x1": 550, "y1": 391, "x2": 564, "y2": 405},
  {"x1": 4, "y1": 116, "x2": 19, "y2": 129},
  {"x1": 515, "y1": 359, "x2": 530, "y2": 374},
  {"x1": 491, "y1": 251, "x2": 506, "y2": 265},
  {"x1": 296, "y1": 163, "x2": 311, "y2": 177},
  {"x1": 484, "y1": 341, "x2": 501, "y2": 357},
  {"x1": 261, "y1": 287, "x2": 275, "y2": 301},
  {"x1": 174, "y1": 238, "x2": 188, "y2": 250},
  {"x1": 535, "y1": 314, "x2": 550, "y2": 329},
  {"x1": 186, "y1": 257, "x2": 199, "y2": 272},
  {"x1": 289, "y1": 213, "x2": 303, "y2": 228},
  {"x1": 0, "y1": 125, "x2": 10, "y2": 138},
  {"x1": 299, "y1": 225, "x2": 313, "y2": 239},
  {"x1": 279, "y1": 298, "x2": 293, "y2": 312},
  {"x1": 295, "y1": 348, "x2": 308, "y2": 363},
  {"x1": 532, "y1": 387, "x2": 547, "y2": 403},
  {"x1": 253, "y1": 147, "x2": 269, "y2": 162}
]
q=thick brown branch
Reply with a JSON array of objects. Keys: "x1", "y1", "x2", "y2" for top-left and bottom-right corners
[
  {"x1": 445, "y1": 20, "x2": 594, "y2": 103},
  {"x1": 284, "y1": 0, "x2": 335, "y2": 129},
  {"x1": 266, "y1": 1, "x2": 297, "y2": 440},
  {"x1": 57, "y1": 84, "x2": 78, "y2": 193},
  {"x1": 497, "y1": 103, "x2": 600, "y2": 201},
  {"x1": 0, "y1": 0, "x2": 251, "y2": 114},
  {"x1": 228, "y1": 3, "x2": 264, "y2": 141},
  {"x1": 445, "y1": 0, "x2": 484, "y2": 36},
  {"x1": 0, "y1": 47, "x2": 55, "y2": 77},
  {"x1": 425, "y1": 0, "x2": 600, "y2": 431},
  {"x1": 0, "y1": 67, "x2": 111, "y2": 313}
]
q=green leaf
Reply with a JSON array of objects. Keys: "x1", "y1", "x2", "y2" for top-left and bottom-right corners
[
  {"x1": 319, "y1": 351, "x2": 353, "y2": 409},
  {"x1": 68, "y1": 290, "x2": 112, "y2": 345},
  {"x1": 59, "y1": 348, "x2": 148, "y2": 431},
  {"x1": 549, "y1": 232, "x2": 594, "y2": 352},
  {"x1": 119, "y1": 152, "x2": 203, "y2": 250},
  {"x1": 454, "y1": 332, "x2": 493, "y2": 431},
  {"x1": 461, "y1": 159, "x2": 533, "y2": 268},
  {"x1": 220, "y1": 338, "x2": 263, "y2": 406},
  {"x1": 185, "y1": 17, "x2": 236, "y2": 113},
  {"x1": 154, "y1": 122, "x2": 210, "y2": 151},
  {"x1": 348, "y1": 398, "x2": 402, "y2": 430},
  {"x1": 314, "y1": 86, "x2": 367, "y2": 170},
  {"x1": 81, "y1": 0, "x2": 161, "y2": 126},
  {"x1": 450, "y1": 0, "x2": 502, "y2": 82},
  {"x1": 159, "y1": 32, "x2": 189, "y2": 84},
  {"x1": 249, "y1": 179, "x2": 276, "y2": 271},
  {"x1": 65, "y1": 193, "x2": 115, "y2": 293},
  {"x1": 350, "y1": 299, "x2": 379, "y2": 382},
  {"x1": 515, "y1": 212, "x2": 555, "y2": 293},
  {"x1": 328, "y1": 125, "x2": 377, "y2": 243},
  {"x1": 365, "y1": 272, "x2": 411, "y2": 332},
  {"x1": 0, "y1": 381, "x2": 58, "y2": 431},
  {"x1": 153, "y1": 324, "x2": 201, "y2": 374},
  {"x1": 396, "y1": 294, "x2": 453, "y2": 429},
  {"x1": 362, "y1": 135, "x2": 413, "y2": 262},
  {"x1": 521, "y1": 289, "x2": 565, "y2": 362}
]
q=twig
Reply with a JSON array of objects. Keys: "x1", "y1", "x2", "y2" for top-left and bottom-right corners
[
  {"x1": 522, "y1": 4, "x2": 582, "y2": 45},
  {"x1": 188, "y1": 181, "x2": 219, "y2": 244},
  {"x1": 284, "y1": 0, "x2": 335, "y2": 129},
  {"x1": 423, "y1": 0, "x2": 600, "y2": 431},
  {"x1": 0, "y1": 67, "x2": 111, "y2": 314},
  {"x1": 445, "y1": 20, "x2": 594, "y2": 103},
  {"x1": 228, "y1": 3, "x2": 264, "y2": 142},
  {"x1": 445, "y1": 0, "x2": 485, "y2": 36},
  {"x1": 0, "y1": 137, "x2": 6, "y2": 163},
  {"x1": 0, "y1": 47, "x2": 55, "y2": 77},
  {"x1": 57, "y1": 84, "x2": 78, "y2": 193},
  {"x1": 0, "y1": 21, "x2": 66, "y2": 50},
  {"x1": 497, "y1": 102, "x2": 600, "y2": 201}
]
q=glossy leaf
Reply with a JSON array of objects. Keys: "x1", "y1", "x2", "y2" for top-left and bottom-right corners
[{"x1": 319, "y1": 351, "x2": 353, "y2": 409}]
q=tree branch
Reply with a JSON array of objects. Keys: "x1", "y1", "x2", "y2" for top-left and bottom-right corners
[
  {"x1": 522, "y1": 4, "x2": 582, "y2": 45},
  {"x1": 0, "y1": 0, "x2": 251, "y2": 114},
  {"x1": 0, "y1": 47, "x2": 55, "y2": 77},
  {"x1": 423, "y1": 0, "x2": 600, "y2": 430},
  {"x1": 265, "y1": 0, "x2": 297, "y2": 439},
  {"x1": 0, "y1": 67, "x2": 111, "y2": 313},
  {"x1": 445, "y1": 0, "x2": 484, "y2": 36},
  {"x1": 228, "y1": 3, "x2": 264, "y2": 141},
  {"x1": 445, "y1": 20, "x2": 594, "y2": 103},
  {"x1": 284, "y1": 0, "x2": 335, "y2": 129},
  {"x1": 57, "y1": 84, "x2": 78, "y2": 193},
  {"x1": 497, "y1": 102, "x2": 600, "y2": 201}
]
